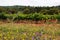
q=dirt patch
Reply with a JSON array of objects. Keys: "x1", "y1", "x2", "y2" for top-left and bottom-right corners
[
  {"x1": 14, "y1": 19, "x2": 58, "y2": 24},
  {"x1": 0, "y1": 19, "x2": 59, "y2": 27}
]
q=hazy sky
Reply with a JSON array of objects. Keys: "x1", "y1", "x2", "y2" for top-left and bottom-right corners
[{"x1": 0, "y1": 0, "x2": 60, "y2": 6}]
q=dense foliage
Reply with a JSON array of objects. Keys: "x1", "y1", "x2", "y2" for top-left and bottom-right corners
[{"x1": 0, "y1": 5, "x2": 60, "y2": 21}]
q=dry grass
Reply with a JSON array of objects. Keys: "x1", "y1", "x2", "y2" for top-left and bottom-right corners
[{"x1": 0, "y1": 22, "x2": 60, "y2": 40}]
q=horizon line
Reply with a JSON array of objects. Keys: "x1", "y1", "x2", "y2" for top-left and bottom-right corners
[{"x1": 0, "y1": 4, "x2": 60, "y2": 7}]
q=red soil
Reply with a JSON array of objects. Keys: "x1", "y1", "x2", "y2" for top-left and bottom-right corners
[{"x1": 0, "y1": 19, "x2": 58, "y2": 27}]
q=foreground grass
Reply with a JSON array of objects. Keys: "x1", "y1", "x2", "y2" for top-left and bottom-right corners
[{"x1": 0, "y1": 23, "x2": 60, "y2": 40}]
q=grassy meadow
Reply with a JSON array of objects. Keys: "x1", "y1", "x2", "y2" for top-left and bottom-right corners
[{"x1": 0, "y1": 22, "x2": 60, "y2": 40}]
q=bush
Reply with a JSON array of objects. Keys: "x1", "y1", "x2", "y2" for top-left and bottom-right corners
[
  {"x1": 56, "y1": 15, "x2": 60, "y2": 20},
  {"x1": 0, "y1": 13, "x2": 7, "y2": 20}
]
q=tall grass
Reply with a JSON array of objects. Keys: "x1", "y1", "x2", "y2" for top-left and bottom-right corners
[{"x1": 0, "y1": 23, "x2": 60, "y2": 40}]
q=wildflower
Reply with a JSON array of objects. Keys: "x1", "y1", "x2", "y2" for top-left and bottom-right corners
[
  {"x1": 4, "y1": 37, "x2": 7, "y2": 39},
  {"x1": 32, "y1": 36, "x2": 35, "y2": 40},
  {"x1": 22, "y1": 39, "x2": 25, "y2": 40},
  {"x1": 39, "y1": 32, "x2": 43, "y2": 36},
  {"x1": 12, "y1": 36, "x2": 14, "y2": 39},
  {"x1": 23, "y1": 33, "x2": 26, "y2": 36},
  {"x1": 33, "y1": 33, "x2": 35, "y2": 35},
  {"x1": 35, "y1": 32, "x2": 40, "y2": 36},
  {"x1": 16, "y1": 29, "x2": 18, "y2": 32},
  {"x1": 0, "y1": 33, "x2": 2, "y2": 37}
]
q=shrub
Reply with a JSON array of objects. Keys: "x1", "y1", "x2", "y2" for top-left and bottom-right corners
[
  {"x1": 56, "y1": 15, "x2": 60, "y2": 20},
  {"x1": 0, "y1": 13, "x2": 7, "y2": 20}
]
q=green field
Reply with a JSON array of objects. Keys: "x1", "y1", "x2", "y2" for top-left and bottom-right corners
[{"x1": 0, "y1": 23, "x2": 60, "y2": 40}]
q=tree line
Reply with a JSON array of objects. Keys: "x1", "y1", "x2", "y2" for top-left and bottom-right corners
[
  {"x1": 0, "y1": 5, "x2": 60, "y2": 14},
  {"x1": 0, "y1": 5, "x2": 60, "y2": 22}
]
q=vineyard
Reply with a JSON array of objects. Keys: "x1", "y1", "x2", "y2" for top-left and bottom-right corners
[
  {"x1": 0, "y1": 12, "x2": 60, "y2": 23},
  {"x1": 0, "y1": 6, "x2": 60, "y2": 23}
]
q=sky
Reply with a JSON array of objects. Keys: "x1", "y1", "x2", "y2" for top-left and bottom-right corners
[{"x1": 0, "y1": 0, "x2": 60, "y2": 6}]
